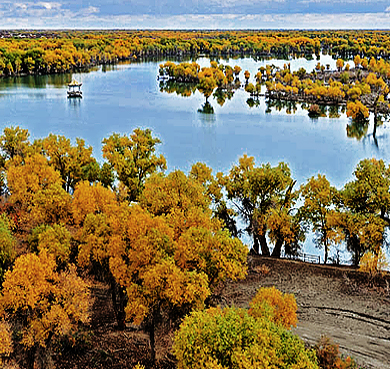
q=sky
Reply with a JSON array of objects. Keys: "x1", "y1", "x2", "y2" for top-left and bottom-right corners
[{"x1": 0, "y1": 0, "x2": 390, "y2": 29}]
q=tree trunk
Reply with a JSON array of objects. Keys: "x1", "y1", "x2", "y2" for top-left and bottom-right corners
[
  {"x1": 148, "y1": 316, "x2": 156, "y2": 363},
  {"x1": 145, "y1": 309, "x2": 158, "y2": 363},
  {"x1": 110, "y1": 278, "x2": 126, "y2": 330},
  {"x1": 26, "y1": 346, "x2": 37, "y2": 369},
  {"x1": 324, "y1": 244, "x2": 328, "y2": 264},
  {"x1": 373, "y1": 112, "x2": 378, "y2": 148},
  {"x1": 252, "y1": 234, "x2": 260, "y2": 254},
  {"x1": 258, "y1": 234, "x2": 270, "y2": 256},
  {"x1": 271, "y1": 238, "x2": 283, "y2": 258}
]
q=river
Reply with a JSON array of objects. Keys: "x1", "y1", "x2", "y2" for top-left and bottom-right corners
[{"x1": 0, "y1": 56, "x2": 389, "y2": 260}]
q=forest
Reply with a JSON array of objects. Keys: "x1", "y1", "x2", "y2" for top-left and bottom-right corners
[
  {"x1": 1, "y1": 30, "x2": 390, "y2": 78},
  {"x1": 0, "y1": 125, "x2": 387, "y2": 368}
]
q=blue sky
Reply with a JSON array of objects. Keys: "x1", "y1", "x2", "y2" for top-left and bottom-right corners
[{"x1": 0, "y1": 0, "x2": 390, "y2": 29}]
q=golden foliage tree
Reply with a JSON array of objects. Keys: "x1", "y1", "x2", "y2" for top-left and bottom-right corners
[
  {"x1": 6, "y1": 153, "x2": 70, "y2": 229},
  {"x1": 77, "y1": 169, "x2": 247, "y2": 361},
  {"x1": 346, "y1": 101, "x2": 369, "y2": 121},
  {"x1": 223, "y1": 155, "x2": 299, "y2": 257},
  {"x1": 249, "y1": 286, "x2": 298, "y2": 329},
  {"x1": 0, "y1": 251, "x2": 91, "y2": 369},
  {"x1": 0, "y1": 126, "x2": 30, "y2": 161},
  {"x1": 359, "y1": 249, "x2": 388, "y2": 278},
  {"x1": 72, "y1": 180, "x2": 118, "y2": 226},
  {"x1": 6, "y1": 153, "x2": 62, "y2": 207},
  {"x1": 42, "y1": 134, "x2": 98, "y2": 193},
  {"x1": 112, "y1": 190, "x2": 247, "y2": 360}
]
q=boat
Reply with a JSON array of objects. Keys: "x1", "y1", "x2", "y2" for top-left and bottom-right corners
[{"x1": 67, "y1": 80, "x2": 82, "y2": 98}]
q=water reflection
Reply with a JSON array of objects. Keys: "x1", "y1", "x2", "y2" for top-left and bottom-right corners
[
  {"x1": 0, "y1": 73, "x2": 73, "y2": 89},
  {"x1": 265, "y1": 99, "x2": 298, "y2": 115},
  {"x1": 159, "y1": 80, "x2": 197, "y2": 97},
  {"x1": 68, "y1": 97, "x2": 82, "y2": 108},
  {"x1": 247, "y1": 98, "x2": 260, "y2": 108},
  {"x1": 213, "y1": 88, "x2": 234, "y2": 107},
  {"x1": 347, "y1": 118, "x2": 369, "y2": 140},
  {"x1": 198, "y1": 101, "x2": 215, "y2": 115},
  {"x1": 328, "y1": 105, "x2": 341, "y2": 119}
]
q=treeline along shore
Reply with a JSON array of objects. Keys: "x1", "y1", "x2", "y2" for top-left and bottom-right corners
[{"x1": 2, "y1": 30, "x2": 390, "y2": 78}]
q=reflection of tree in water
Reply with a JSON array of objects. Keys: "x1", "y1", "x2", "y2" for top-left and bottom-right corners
[
  {"x1": 328, "y1": 105, "x2": 341, "y2": 119},
  {"x1": 307, "y1": 104, "x2": 327, "y2": 119},
  {"x1": 265, "y1": 99, "x2": 297, "y2": 114},
  {"x1": 0, "y1": 73, "x2": 75, "y2": 89},
  {"x1": 159, "y1": 80, "x2": 197, "y2": 97},
  {"x1": 247, "y1": 98, "x2": 260, "y2": 108},
  {"x1": 372, "y1": 113, "x2": 387, "y2": 147},
  {"x1": 346, "y1": 117, "x2": 369, "y2": 140},
  {"x1": 213, "y1": 88, "x2": 234, "y2": 107},
  {"x1": 198, "y1": 101, "x2": 214, "y2": 114}
]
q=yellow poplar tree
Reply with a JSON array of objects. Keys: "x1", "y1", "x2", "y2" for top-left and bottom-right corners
[
  {"x1": 0, "y1": 251, "x2": 91, "y2": 369},
  {"x1": 77, "y1": 170, "x2": 247, "y2": 361},
  {"x1": 102, "y1": 128, "x2": 166, "y2": 202}
]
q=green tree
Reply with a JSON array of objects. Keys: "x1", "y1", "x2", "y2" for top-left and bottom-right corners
[
  {"x1": 102, "y1": 128, "x2": 166, "y2": 202},
  {"x1": 0, "y1": 126, "x2": 30, "y2": 161},
  {"x1": 223, "y1": 155, "x2": 299, "y2": 257},
  {"x1": 173, "y1": 306, "x2": 318, "y2": 369},
  {"x1": 0, "y1": 214, "x2": 16, "y2": 285},
  {"x1": 300, "y1": 174, "x2": 338, "y2": 264},
  {"x1": 338, "y1": 158, "x2": 390, "y2": 263}
]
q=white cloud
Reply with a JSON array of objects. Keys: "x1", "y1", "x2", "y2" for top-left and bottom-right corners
[
  {"x1": 78, "y1": 6, "x2": 99, "y2": 16},
  {"x1": 386, "y1": 5, "x2": 390, "y2": 11},
  {"x1": 37, "y1": 2, "x2": 62, "y2": 10},
  {"x1": 1, "y1": 11, "x2": 390, "y2": 29},
  {"x1": 13, "y1": 3, "x2": 28, "y2": 10}
]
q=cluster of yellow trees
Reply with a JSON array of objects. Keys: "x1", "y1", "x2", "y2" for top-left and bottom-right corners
[
  {"x1": 0, "y1": 126, "x2": 387, "y2": 368},
  {"x1": 0, "y1": 126, "x2": 248, "y2": 368},
  {"x1": 2, "y1": 30, "x2": 390, "y2": 77},
  {"x1": 158, "y1": 56, "x2": 390, "y2": 123},
  {"x1": 246, "y1": 56, "x2": 390, "y2": 119},
  {"x1": 159, "y1": 61, "x2": 241, "y2": 101}
]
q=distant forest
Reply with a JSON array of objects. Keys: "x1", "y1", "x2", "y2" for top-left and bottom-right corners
[{"x1": 1, "y1": 30, "x2": 390, "y2": 77}]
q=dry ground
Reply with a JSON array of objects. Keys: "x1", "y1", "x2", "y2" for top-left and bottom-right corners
[
  {"x1": 46, "y1": 257, "x2": 390, "y2": 369},
  {"x1": 222, "y1": 256, "x2": 390, "y2": 369}
]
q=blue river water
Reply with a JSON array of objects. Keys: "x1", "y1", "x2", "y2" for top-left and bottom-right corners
[{"x1": 0, "y1": 56, "x2": 389, "y2": 261}]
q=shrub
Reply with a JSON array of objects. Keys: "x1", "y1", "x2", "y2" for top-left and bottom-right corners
[
  {"x1": 173, "y1": 306, "x2": 318, "y2": 369},
  {"x1": 315, "y1": 335, "x2": 358, "y2": 369},
  {"x1": 253, "y1": 264, "x2": 270, "y2": 276},
  {"x1": 249, "y1": 286, "x2": 297, "y2": 329},
  {"x1": 359, "y1": 249, "x2": 388, "y2": 277}
]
